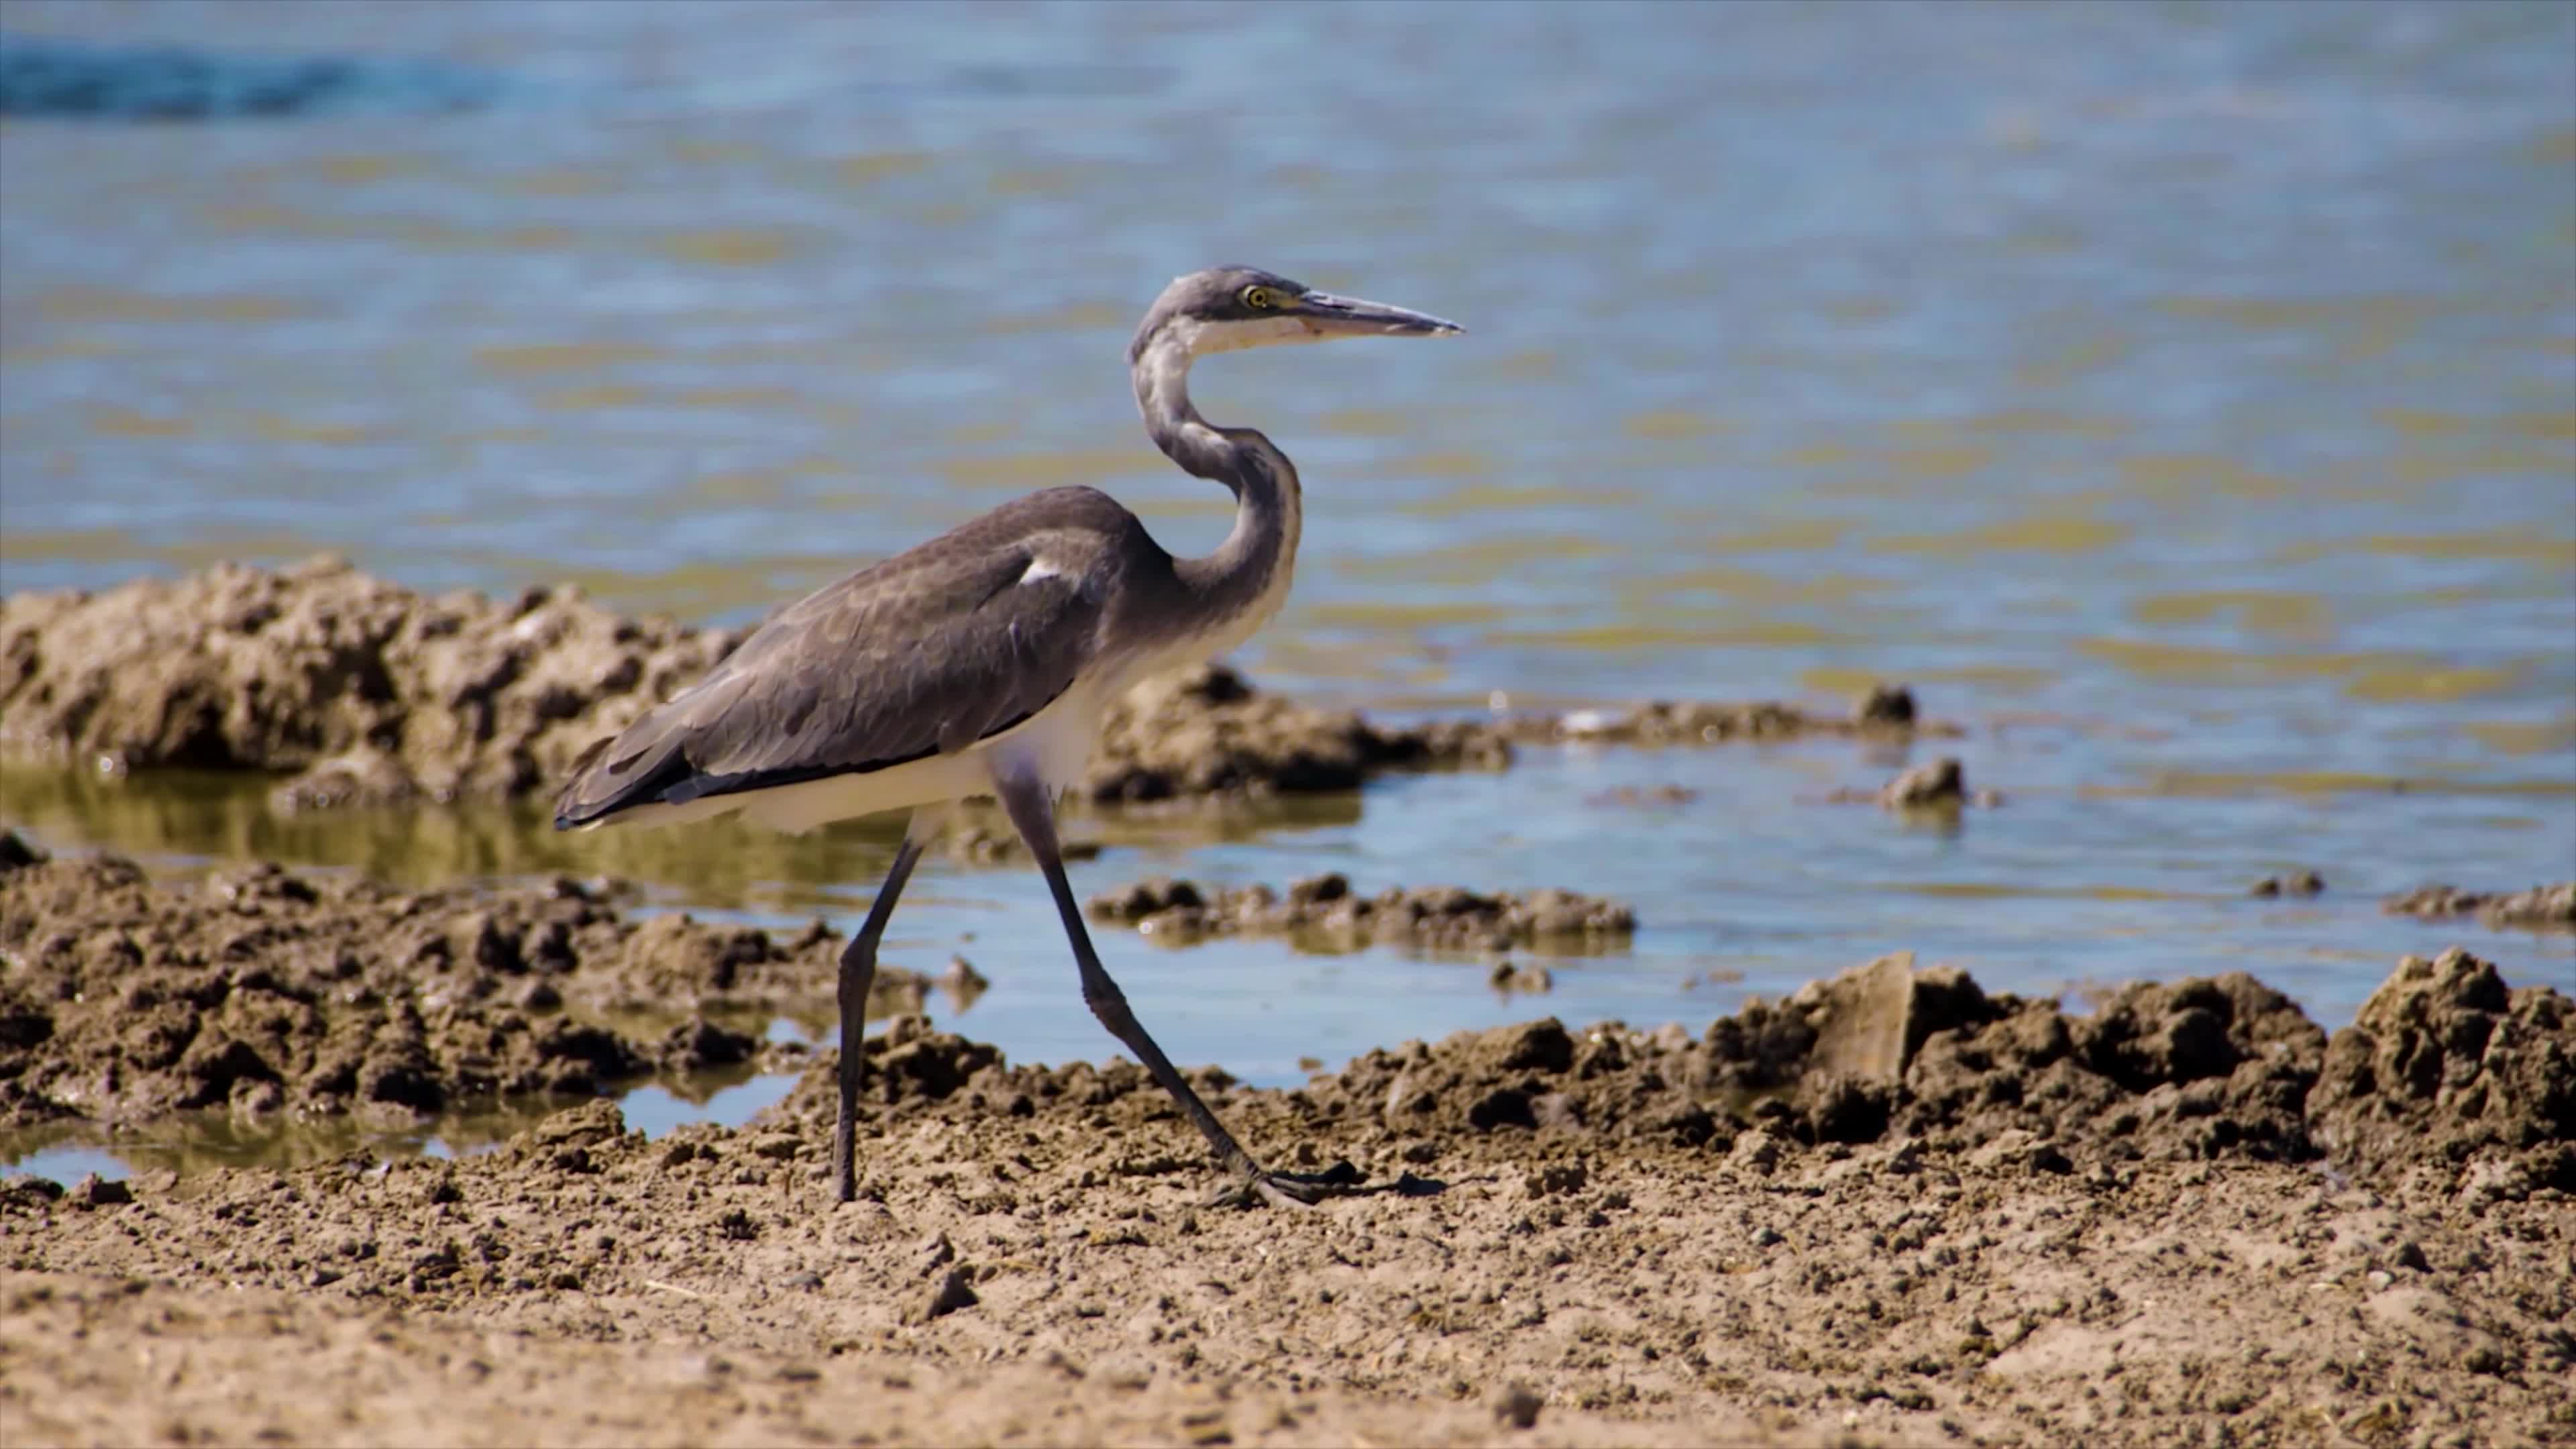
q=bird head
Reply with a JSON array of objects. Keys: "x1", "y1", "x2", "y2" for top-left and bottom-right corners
[{"x1": 1130, "y1": 266, "x2": 1461, "y2": 364}]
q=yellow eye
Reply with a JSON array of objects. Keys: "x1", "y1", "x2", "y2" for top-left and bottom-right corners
[{"x1": 1242, "y1": 286, "x2": 1275, "y2": 310}]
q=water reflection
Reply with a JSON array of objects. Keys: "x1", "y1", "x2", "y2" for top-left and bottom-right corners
[
  {"x1": 0, "y1": 1061, "x2": 802, "y2": 1185},
  {"x1": 0, "y1": 763, "x2": 1367, "y2": 908}
]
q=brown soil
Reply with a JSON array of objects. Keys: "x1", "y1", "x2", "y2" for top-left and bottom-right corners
[
  {"x1": 7, "y1": 870, "x2": 2570, "y2": 1448},
  {"x1": 1089, "y1": 663, "x2": 1514, "y2": 803},
  {"x1": 2384, "y1": 881, "x2": 2576, "y2": 932},
  {"x1": 0, "y1": 556, "x2": 745, "y2": 808},
  {"x1": 0, "y1": 839, "x2": 938, "y2": 1132},
  {"x1": 3, "y1": 561, "x2": 1957, "y2": 818},
  {"x1": 1086, "y1": 873, "x2": 1636, "y2": 952}
]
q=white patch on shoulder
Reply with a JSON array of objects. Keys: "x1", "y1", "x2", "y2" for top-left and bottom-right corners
[{"x1": 1020, "y1": 557, "x2": 1067, "y2": 585}]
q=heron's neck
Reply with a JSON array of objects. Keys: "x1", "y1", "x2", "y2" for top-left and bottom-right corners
[{"x1": 1134, "y1": 335, "x2": 1302, "y2": 640}]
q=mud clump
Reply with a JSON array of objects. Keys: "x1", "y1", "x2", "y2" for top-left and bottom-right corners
[
  {"x1": 1894, "y1": 969, "x2": 2327, "y2": 1164},
  {"x1": 1824, "y1": 755, "x2": 2000, "y2": 809},
  {"x1": 0, "y1": 556, "x2": 746, "y2": 808},
  {"x1": 1517, "y1": 680, "x2": 1960, "y2": 746},
  {"x1": 2383, "y1": 881, "x2": 2575, "y2": 932},
  {"x1": 1297, "y1": 951, "x2": 2565, "y2": 1186},
  {"x1": 1087, "y1": 663, "x2": 1510, "y2": 802},
  {"x1": 0, "y1": 853, "x2": 927, "y2": 1130},
  {"x1": 2308, "y1": 948, "x2": 2575, "y2": 1193},
  {"x1": 1086, "y1": 872, "x2": 1635, "y2": 951},
  {"x1": 2251, "y1": 869, "x2": 2326, "y2": 898}
]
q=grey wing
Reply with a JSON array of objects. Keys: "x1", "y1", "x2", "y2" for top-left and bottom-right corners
[{"x1": 554, "y1": 541, "x2": 1107, "y2": 828}]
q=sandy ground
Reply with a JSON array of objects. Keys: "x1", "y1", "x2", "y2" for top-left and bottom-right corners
[{"x1": 6, "y1": 847, "x2": 2571, "y2": 1447}]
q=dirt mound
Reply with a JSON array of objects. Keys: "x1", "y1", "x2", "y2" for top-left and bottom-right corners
[
  {"x1": 845, "y1": 949, "x2": 2553, "y2": 1191},
  {"x1": 2309, "y1": 948, "x2": 2576, "y2": 1194},
  {"x1": 0, "y1": 850, "x2": 930, "y2": 1129},
  {"x1": 0, "y1": 556, "x2": 745, "y2": 808},
  {"x1": 2384, "y1": 881, "x2": 2576, "y2": 931},
  {"x1": 1085, "y1": 871, "x2": 1635, "y2": 951},
  {"x1": 1087, "y1": 663, "x2": 1511, "y2": 802}
]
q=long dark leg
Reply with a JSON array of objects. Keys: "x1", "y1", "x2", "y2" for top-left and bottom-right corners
[
  {"x1": 833, "y1": 814, "x2": 933, "y2": 1203},
  {"x1": 994, "y1": 771, "x2": 1333, "y2": 1208}
]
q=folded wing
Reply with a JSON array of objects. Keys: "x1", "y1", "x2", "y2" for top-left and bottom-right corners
[{"x1": 553, "y1": 535, "x2": 1108, "y2": 829}]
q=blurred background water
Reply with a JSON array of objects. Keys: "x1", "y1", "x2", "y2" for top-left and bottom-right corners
[{"x1": 3, "y1": 1, "x2": 2571, "y2": 1176}]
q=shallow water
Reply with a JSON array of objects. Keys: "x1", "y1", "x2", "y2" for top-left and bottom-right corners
[{"x1": 3, "y1": 2, "x2": 2571, "y2": 1178}]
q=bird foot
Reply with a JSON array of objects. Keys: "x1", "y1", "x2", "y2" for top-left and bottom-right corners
[{"x1": 1206, "y1": 1159, "x2": 1365, "y2": 1210}]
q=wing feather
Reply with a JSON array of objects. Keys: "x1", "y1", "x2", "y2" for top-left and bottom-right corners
[{"x1": 554, "y1": 492, "x2": 1132, "y2": 828}]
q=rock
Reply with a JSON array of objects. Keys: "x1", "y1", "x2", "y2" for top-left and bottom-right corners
[
  {"x1": 0, "y1": 830, "x2": 49, "y2": 871},
  {"x1": 1853, "y1": 683, "x2": 1918, "y2": 727},
  {"x1": 938, "y1": 955, "x2": 990, "y2": 1009},
  {"x1": 1877, "y1": 757, "x2": 1994, "y2": 809},
  {"x1": 70, "y1": 1173, "x2": 133, "y2": 1207},
  {"x1": 1492, "y1": 1385, "x2": 1544, "y2": 1429},
  {"x1": 908, "y1": 1266, "x2": 978, "y2": 1324},
  {"x1": 2251, "y1": 871, "x2": 2326, "y2": 898}
]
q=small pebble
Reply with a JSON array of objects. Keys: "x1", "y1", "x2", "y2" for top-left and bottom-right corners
[{"x1": 1492, "y1": 1385, "x2": 1544, "y2": 1430}]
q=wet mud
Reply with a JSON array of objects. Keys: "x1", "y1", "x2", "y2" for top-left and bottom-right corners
[
  {"x1": 0, "y1": 839, "x2": 932, "y2": 1132},
  {"x1": 1086, "y1": 872, "x2": 1636, "y2": 953},
  {"x1": 1087, "y1": 663, "x2": 1515, "y2": 803},
  {"x1": 7, "y1": 949, "x2": 2569, "y2": 1447},
  {"x1": 0, "y1": 557, "x2": 745, "y2": 810},
  {"x1": 2383, "y1": 881, "x2": 2576, "y2": 932}
]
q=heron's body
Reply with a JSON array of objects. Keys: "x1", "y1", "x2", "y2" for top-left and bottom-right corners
[
  {"x1": 566, "y1": 482, "x2": 1291, "y2": 836},
  {"x1": 553, "y1": 266, "x2": 1456, "y2": 1209}
]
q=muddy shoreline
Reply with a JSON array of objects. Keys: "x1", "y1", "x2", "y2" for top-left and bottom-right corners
[
  {"x1": 7, "y1": 559, "x2": 2570, "y2": 1446},
  {"x1": 2, "y1": 559, "x2": 1941, "y2": 812},
  {"x1": 0, "y1": 839, "x2": 945, "y2": 1133},
  {"x1": 5, "y1": 844, "x2": 2569, "y2": 1446}
]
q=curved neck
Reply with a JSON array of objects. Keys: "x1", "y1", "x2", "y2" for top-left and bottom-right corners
[{"x1": 1132, "y1": 334, "x2": 1302, "y2": 636}]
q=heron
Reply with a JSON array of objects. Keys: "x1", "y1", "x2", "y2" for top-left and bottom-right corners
[{"x1": 553, "y1": 266, "x2": 1461, "y2": 1209}]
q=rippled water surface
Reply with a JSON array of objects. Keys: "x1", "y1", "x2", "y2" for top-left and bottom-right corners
[{"x1": 3, "y1": 1, "x2": 2571, "y2": 1175}]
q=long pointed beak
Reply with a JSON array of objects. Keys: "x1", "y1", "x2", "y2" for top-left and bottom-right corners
[{"x1": 1296, "y1": 290, "x2": 1463, "y2": 338}]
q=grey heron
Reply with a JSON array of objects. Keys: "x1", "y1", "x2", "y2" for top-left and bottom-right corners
[{"x1": 553, "y1": 266, "x2": 1461, "y2": 1209}]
